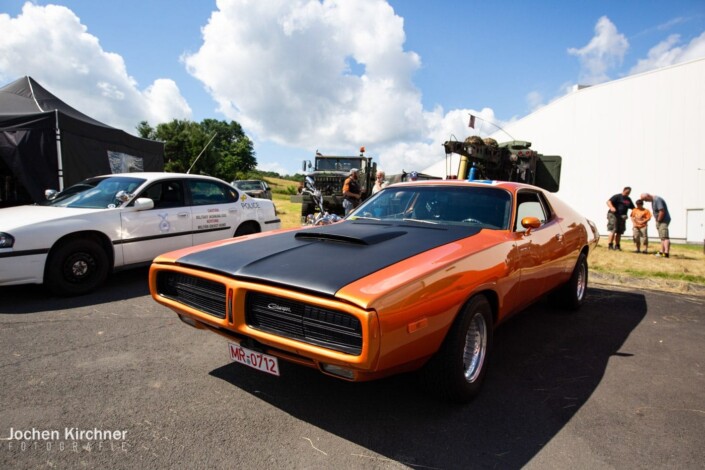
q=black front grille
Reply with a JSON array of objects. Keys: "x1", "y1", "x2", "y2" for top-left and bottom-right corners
[
  {"x1": 246, "y1": 292, "x2": 362, "y2": 355},
  {"x1": 157, "y1": 271, "x2": 226, "y2": 319},
  {"x1": 313, "y1": 176, "x2": 344, "y2": 196}
]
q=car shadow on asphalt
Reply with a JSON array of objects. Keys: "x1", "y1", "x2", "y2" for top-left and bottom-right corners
[
  {"x1": 0, "y1": 266, "x2": 151, "y2": 314},
  {"x1": 209, "y1": 287, "x2": 647, "y2": 469}
]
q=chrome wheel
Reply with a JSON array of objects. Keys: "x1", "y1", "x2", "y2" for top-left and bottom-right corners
[
  {"x1": 575, "y1": 260, "x2": 587, "y2": 301},
  {"x1": 66, "y1": 254, "x2": 92, "y2": 280},
  {"x1": 463, "y1": 312, "x2": 488, "y2": 383}
]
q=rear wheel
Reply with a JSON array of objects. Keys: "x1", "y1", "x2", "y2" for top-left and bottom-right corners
[
  {"x1": 45, "y1": 239, "x2": 109, "y2": 296},
  {"x1": 550, "y1": 253, "x2": 588, "y2": 311},
  {"x1": 234, "y1": 222, "x2": 260, "y2": 236},
  {"x1": 421, "y1": 295, "x2": 493, "y2": 403}
]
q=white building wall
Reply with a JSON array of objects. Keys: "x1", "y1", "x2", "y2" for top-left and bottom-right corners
[{"x1": 426, "y1": 58, "x2": 705, "y2": 241}]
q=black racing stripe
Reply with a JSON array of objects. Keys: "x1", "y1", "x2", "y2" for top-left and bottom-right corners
[
  {"x1": 0, "y1": 248, "x2": 50, "y2": 258},
  {"x1": 113, "y1": 227, "x2": 232, "y2": 245},
  {"x1": 174, "y1": 220, "x2": 480, "y2": 296}
]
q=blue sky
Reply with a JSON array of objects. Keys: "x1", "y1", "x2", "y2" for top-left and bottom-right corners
[{"x1": 2, "y1": 0, "x2": 704, "y2": 176}]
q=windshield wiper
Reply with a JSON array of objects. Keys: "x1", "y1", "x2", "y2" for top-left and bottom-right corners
[{"x1": 401, "y1": 218, "x2": 439, "y2": 225}]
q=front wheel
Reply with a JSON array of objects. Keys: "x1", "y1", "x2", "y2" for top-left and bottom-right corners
[
  {"x1": 421, "y1": 295, "x2": 493, "y2": 403},
  {"x1": 45, "y1": 239, "x2": 109, "y2": 296}
]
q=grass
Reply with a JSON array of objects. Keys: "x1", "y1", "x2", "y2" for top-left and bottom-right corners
[
  {"x1": 272, "y1": 192, "x2": 303, "y2": 228},
  {"x1": 589, "y1": 239, "x2": 705, "y2": 293},
  {"x1": 263, "y1": 176, "x2": 300, "y2": 195}
]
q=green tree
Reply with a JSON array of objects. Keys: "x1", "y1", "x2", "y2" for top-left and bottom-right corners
[
  {"x1": 136, "y1": 121, "x2": 155, "y2": 139},
  {"x1": 140, "y1": 119, "x2": 257, "y2": 180}
]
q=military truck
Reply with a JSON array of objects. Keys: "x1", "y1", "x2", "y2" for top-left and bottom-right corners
[
  {"x1": 292, "y1": 147, "x2": 376, "y2": 217},
  {"x1": 443, "y1": 136, "x2": 562, "y2": 192}
]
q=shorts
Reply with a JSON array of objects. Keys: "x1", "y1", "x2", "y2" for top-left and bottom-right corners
[
  {"x1": 607, "y1": 212, "x2": 627, "y2": 235},
  {"x1": 632, "y1": 226, "x2": 648, "y2": 242},
  {"x1": 656, "y1": 221, "x2": 670, "y2": 240}
]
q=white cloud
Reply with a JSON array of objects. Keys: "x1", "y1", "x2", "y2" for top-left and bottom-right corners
[
  {"x1": 630, "y1": 31, "x2": 705, "y2": 75},
  {"x1": 257, "y1": 161, "x2": 292, "y2": 176},
  {"x1": 184, "y1": 0, "x2": 451, "y2": 173},
  {"x1": 526, "y1": 91, "x2": 544, "y2": 112},
  {"x1": 568, "y1": 16, "x2": 629, "y2": 85},
  {"x1": 0, "y1": 2, "x2": 191, "y2": 133}
]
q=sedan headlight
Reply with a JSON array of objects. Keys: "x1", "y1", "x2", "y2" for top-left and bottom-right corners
[{"x1": 0, "y1": 232, "x2": 15, "y2": 248}]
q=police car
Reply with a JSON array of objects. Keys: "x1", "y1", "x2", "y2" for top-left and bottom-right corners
[{"x1": 0, "y1": 173, "x2": 281, "y2": 295}]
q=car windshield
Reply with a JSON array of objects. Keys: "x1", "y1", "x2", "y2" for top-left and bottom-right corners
[
  {"x1": 349, "y1": 185, "x2": 512, "y2": 230},
  {"x1": 235, "y1": 181, "x2": 263, "y2": 191},
  {"x1": 315, "y1": 158, "x2": 362, "y2": 172},
  {"x1": 40, "y1": 176, "x2": 146, "y2": 209}
]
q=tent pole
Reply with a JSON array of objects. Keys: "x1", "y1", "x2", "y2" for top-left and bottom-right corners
[{"x1": 55, "y1": 110, "x2": 64, "y2": 190}]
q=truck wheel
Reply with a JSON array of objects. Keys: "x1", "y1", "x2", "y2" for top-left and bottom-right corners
[
  {"x1": 45, "y1": 239, "x2": 109, "y2": 296},
  {"x1": 301, "y1": 202, "x2": 314, "y2": 217},
  {"x1": 421, "y1": 294, "x2": 493, "y2": 403},
  {"x1": 550, "y1": 253, "x2": 588, "y2": 311}
]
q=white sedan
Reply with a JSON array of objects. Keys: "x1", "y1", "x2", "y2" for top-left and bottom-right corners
[{"x1": 0, "y1": 172, "x2": 281, "y2": 295}]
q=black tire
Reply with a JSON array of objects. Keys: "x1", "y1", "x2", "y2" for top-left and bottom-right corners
[
  {"x1": 551, "y1": 252, "x2": 588, "y2": 311},
  {"x1": 234, "y1": 222, "x2": 259, "y2": 236},
  {"x1": 421, "y1": 295, "x2": 493, "y2": 403},
  {"x1": 45, "y1": 238, "x2": 109, "y2": 296},
  {"x1": 301, "y1": 202, "x2": 314, "y2": 217}
]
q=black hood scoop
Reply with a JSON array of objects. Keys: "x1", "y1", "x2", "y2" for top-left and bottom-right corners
[{"x1": 175, "y1": 220, "x2": 480, "y2": 296}]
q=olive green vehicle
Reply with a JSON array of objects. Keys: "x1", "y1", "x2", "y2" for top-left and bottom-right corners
[
  {"x1": 291, "y1": 147, "x2": 376, "y2": 218},
  {"x1": 443, "y1": 137, "x2": 562, "y2": 192}
]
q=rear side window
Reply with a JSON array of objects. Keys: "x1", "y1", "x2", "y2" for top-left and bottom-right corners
[{"x1": 188, "y1": 180, "x2": 238, "y2": 206}]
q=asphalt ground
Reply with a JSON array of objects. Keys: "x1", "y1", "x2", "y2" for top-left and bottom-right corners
[{"x1": 0, "y1": 269, "x2": 703, "y2": 469}]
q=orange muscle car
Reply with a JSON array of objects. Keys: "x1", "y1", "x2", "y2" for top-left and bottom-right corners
[{"x1": 150, "y1": 180, "x2": 599, "y2": 402}]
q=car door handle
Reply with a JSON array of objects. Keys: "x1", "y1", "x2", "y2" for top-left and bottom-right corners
[
  {"x1": 177, "y1": 212, "x2": 189, "y2": 217},
  {"x1": 228, "y1": 208, "x2": 238, "y2": 213}
]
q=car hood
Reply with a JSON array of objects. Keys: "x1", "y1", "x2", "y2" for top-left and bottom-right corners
[
  {"x1": 0, "y1": 205, "x2": 104, "y2": 231},
  {"x1": 173, "y1": 221, "x2": 480, "y2": 296}
]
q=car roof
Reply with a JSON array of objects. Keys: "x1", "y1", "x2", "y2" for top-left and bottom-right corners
[
  {"x1": 94, "y1": 172, "x2": 228, "y2": 184},
  {"x1": 386, "y1": 179, "x2": 540, "y2": 192}
]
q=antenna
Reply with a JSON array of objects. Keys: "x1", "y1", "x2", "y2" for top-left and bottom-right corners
[
  {"x1": 187, "y1": 132, "x2": 217, "y2": 174},
  {"x1": 469, "y1": 114, "x2": 516, "y2": 141}
]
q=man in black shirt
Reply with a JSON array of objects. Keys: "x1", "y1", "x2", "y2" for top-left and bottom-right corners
[{"x1": 606, "y1": 186, "x2": 635, "y2": 251}]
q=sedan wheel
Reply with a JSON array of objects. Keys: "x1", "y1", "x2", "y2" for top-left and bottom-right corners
[
  {"x1": 421, "y1": 294, "x2": 493, "y2": 403},
  {"x1": 463, "y1": 310, "x2": 488, "y2": 383},
  {"x1": 550, "y1": 253, "x2": 588, "y2": 311},
  {"x1": 45, "y1": 239, "x2": 109, "y2": 296}
]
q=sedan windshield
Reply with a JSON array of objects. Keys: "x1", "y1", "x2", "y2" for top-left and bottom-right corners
[
  {"x1": 350, "y1": 185, "x2": 512, "y2": 230},
  {"x1": 235, "y1": 181, "x2": 263, "y2": 191},
  {"x1": 41, "y1": 176, "x2": 146, "y2": 209}
]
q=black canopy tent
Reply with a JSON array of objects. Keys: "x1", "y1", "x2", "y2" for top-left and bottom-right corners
[{"x1": 0, "y1": 76, "x2": 164, "y2": 206}]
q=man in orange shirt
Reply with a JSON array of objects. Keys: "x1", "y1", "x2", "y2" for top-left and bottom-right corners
[
  {"x1": 630, "y1": 199, "x2": 652, "y2": 254},
  {"x1": 342, "y1": 168, "x2": 362, "y2": 215}
]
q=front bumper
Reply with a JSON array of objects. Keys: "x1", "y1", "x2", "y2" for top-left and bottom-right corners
[
  {"x1": 150, "y1": 263, "x2": 381, "y2": 380},
  {"x1": 0, "y1": 251, "x2": 47, "y2": 286}
]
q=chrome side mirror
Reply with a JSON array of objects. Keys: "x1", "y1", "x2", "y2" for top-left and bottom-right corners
[
  {"x1": 115, "y1": 190, "x2": 132, "y2": 203},
  {"x1": 44, "y1": 189, "x2": 58, "y2": 200},
  {"x1": 133, "y1": 197, "x2": 155, "y2": 211}
]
